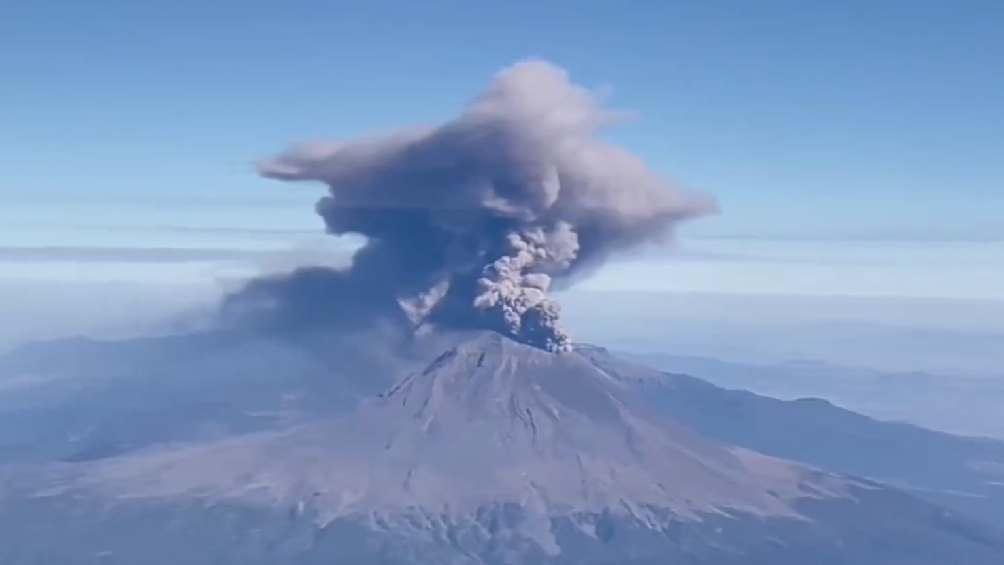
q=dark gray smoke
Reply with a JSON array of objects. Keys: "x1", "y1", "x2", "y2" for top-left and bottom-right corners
[{"x1": 227, "y1": 60, "x2": 715, "y2": 351}]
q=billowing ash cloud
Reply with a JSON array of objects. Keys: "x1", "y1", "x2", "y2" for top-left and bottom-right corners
[{"x1": 227, "y1": 60, "x2": 715, "y2": 351}]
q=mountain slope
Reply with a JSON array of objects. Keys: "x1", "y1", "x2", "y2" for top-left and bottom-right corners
[
  {"x1": 623, "y1": 363, "x2": 1004, "y2": 523},
  {"x1": 0, "y1": 330, "x2": 410, "y2": 463},
  {"x1": 627, "y1": 352, "x2": 1004, "y2": 439},
  {"x1": 79, "y1": 333, "x2": 829, "y2": 518},
  {"x1": 2, "y1": 332, "x2": 1002, "y2": 564}
]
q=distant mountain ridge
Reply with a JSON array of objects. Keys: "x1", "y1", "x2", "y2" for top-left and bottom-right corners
[{"x1": 626, "y1": 351, "x2": 1004, "y2": 439}]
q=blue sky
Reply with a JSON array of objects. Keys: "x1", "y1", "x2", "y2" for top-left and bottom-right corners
[
  {"x1": 1, "y1": 1, "x2": 1003, "y2": 363},
  {"x1": 4, "y1": 1, "x2": 1002, "y2": 237}
]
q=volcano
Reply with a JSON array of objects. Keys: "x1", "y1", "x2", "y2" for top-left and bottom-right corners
[{"x1": 1, "y1": 332, "x2": 1002, "y2": 564}]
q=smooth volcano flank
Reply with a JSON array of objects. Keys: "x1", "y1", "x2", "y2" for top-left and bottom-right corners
[{"x1": 2, "y1": 331, "x2": 1001, "y2": 564}]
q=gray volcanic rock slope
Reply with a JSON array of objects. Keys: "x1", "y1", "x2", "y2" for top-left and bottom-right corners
[
  {"x1": 570, "y1": 346, "x2": 1004, "y2": 524},
  {"x1": 618, "y1": 361, "x2": 1004, "y2": 524},
  {"x1": 2, "y1": 332, "x2": 1002, "y2": 564}
]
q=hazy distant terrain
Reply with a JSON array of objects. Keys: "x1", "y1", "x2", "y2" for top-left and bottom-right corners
[
  {"x1": 627, "y1": 353, "x2": 1004, "y2": 440},
  {"x1": 560, "y1": 290, "x2": 1004, "y2": 380}
]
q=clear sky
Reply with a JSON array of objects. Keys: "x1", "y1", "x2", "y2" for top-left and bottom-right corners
[
  {"x1": 1, "y1": 1, "x2": 1003, "y2": 357},
  {"x1": 3, "y1": 1, "x2": 1002, "y2": 238}
]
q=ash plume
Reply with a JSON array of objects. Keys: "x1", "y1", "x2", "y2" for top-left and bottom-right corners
[{"x1": 227, "y1": 60, "x2": 715, "y2": 351}]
